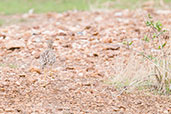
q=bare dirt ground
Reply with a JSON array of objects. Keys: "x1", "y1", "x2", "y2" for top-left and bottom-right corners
[{"x1": 0, "y1": 9, "x2": 171, "y2": 114}]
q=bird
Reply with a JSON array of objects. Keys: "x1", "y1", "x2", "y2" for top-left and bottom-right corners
[{"x1": 40, "y1": 40, "x2": 56, "y2": 80}]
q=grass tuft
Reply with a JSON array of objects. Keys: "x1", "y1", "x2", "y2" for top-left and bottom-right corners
[{"x1": 110, "y1": 14, "x2": 171, "y2": 95}]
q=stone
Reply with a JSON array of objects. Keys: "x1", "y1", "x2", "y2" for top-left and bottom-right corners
[{"x1": 5, "y1": 40, "x2": 25, "y2": 50}]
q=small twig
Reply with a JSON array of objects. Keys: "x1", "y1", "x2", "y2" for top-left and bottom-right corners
[
  {"x1": 126, "y1": 46, "x2": 171, "y2": 74},
  {"x1": 115, "y1": 79, "x2": 143, "y2": 97}
]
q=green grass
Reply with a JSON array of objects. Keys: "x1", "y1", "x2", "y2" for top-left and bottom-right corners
[
  {"x1": 0, "y1": 0, "x2": 90, "y2": 14},
  {"x1": 0, "y1": 0, "x2": 170, "y2": 15},
  {"x1": 164, "y1": 0, "x2": 171, "y2": 3},
  {"x1": 0, "y1": 19, "x2": 5, "y2": 26},
  {"x1": 8, "y1": 64, "x2": 17, "y2": 69}
]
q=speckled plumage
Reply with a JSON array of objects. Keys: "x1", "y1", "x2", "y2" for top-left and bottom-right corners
[{"x1": 40, "y1": 40, "x2": 56, "y2": 69}]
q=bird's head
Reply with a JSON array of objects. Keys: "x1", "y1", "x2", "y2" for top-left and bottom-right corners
[{"x1": 46, "y1": 40, "x2": 53, "y2": 48}]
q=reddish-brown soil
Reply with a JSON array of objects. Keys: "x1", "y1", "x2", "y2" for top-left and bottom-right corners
[{"x1": 0, "y1": 10, "x2": 171, "y2": 114}]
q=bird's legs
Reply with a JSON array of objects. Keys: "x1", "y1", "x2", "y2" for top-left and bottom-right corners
[
  {"x1": 40, "y1": 68, "x2": 49, "y2": 87},
  {"x1": 44, "y1": 67, "x2": 55, "y2": 79},
  {"x1": 43, "y1": 68, "x2": 47, "y2": 80},
  {"x1": 49, "y1": 66, "x2": 55, "y2": 79},
  {"x1": 40, "y1": 66, "x2": 55, "y2": 87}
]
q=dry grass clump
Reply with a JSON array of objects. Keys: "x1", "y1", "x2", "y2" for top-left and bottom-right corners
[{"x1": 108, "y1": 14, "x2": 171, "y2": 95}]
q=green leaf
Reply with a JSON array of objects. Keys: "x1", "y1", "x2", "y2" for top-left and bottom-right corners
[
  {"x1": 151, "y1": 22, "x2": 154, "y2": 27},
  {"x1": 143, "y1": 35, "x2": 149, "y2": 42},
  {"x1": 122, "y1": 41, "x2": 127, "y2": 45},
  {"x1": 158, "y1": 46, "x2": 161, "y2": 49},
  {"x1": 158, "y1": 42, "x2": 167, "y2": 49},
  {"x1": 148, "y1": 14, "x2": 153, "y2": 19},
  {"x1": 162, "y1": 42, "x2": 167, "y2": 48},
  {"x1": 152, "y1": 33, "x2": 157, "y2": 38},
  {"x1": 163, "y1": 29, "x2": 167, "y2": 33},
  {"x1": 129, "y1": 41, "x2": 133, "y2": 46},
  {"x1": 155, "y1": 21, "x2": 162, "y2": 32},
  {"x1": 146, "y1": 21, "x2": 151, "y2": 26}
]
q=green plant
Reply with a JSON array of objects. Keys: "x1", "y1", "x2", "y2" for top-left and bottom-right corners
[
  {"x1": 8, "y1": 64, "x2": 17, "y2": 69},
  {"x1": 143, "y1": 14, "x2": 170, "y2": 94},
  {"x1": 122, "y1": 14, "x2": 170, "y2": 94},
  {"x1": 0, "y1": 63, "x2": 5, "y2": 67}
]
